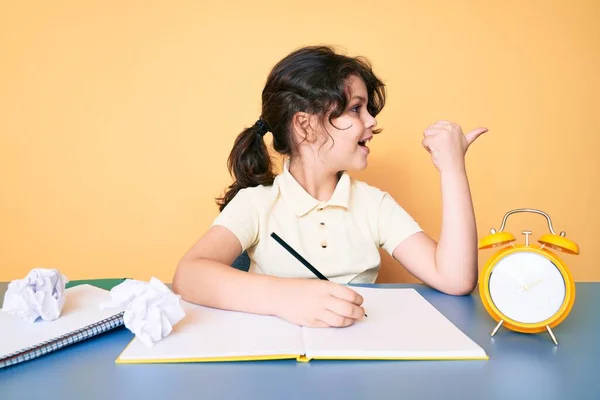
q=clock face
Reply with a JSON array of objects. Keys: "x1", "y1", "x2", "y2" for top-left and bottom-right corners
[{"x1": 488, "y1": 252, "x2": 566, "y2": 324}]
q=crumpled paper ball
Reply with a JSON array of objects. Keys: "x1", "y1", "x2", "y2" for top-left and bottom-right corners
[
  {"x1": 101, "y1": 277, "x2": 185, "y2": 347},
  {"x1": 2, "y1": 268, "x2": 69, "y2": 323}
]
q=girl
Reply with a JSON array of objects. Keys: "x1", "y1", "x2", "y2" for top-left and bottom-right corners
[{"x1": 172, "y1": 45, "x2": 487, "y2": 328}]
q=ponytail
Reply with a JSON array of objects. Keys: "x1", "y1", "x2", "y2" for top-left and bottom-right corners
[{"x1": 216, "y1": 119, "x2": 275, "y2": 211}]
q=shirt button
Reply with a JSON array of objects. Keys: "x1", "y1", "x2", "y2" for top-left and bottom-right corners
[
  {"x1": 320, "y1": 222, "x2": 325, "y2": 226},
  {"x1": 320, "y1": 241, "x2": 327, "y2": 248},
  {"x1": 317, "y1": 208, "x2": 323, "y2": 211}
]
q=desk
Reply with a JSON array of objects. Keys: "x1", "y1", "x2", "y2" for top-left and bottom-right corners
[{"x1": 1, "y1": 282, "x2": 599, "y2": 400}]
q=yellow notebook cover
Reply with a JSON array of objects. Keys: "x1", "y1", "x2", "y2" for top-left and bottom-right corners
[{"x1": 115, "y1": 287, "x2": 488, "y2": 364}]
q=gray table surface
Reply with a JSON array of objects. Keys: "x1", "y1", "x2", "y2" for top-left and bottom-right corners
[{"x1": 1, "y1": 281, "x2": 599, "y2": 400}]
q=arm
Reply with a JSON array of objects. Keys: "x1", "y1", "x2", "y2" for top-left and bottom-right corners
[
  {"x1": 172, "y1": 225, "x2": 281, "y2": 315},
  {"x1": 392, "y1": 121, "x2": 487, "y2": 295},
  {"x1": 393, "y1": 169, "x2": 478, "y2": 295},
  {"x1": 172, "y1": 225, "x2": 366, "y2": 326}
]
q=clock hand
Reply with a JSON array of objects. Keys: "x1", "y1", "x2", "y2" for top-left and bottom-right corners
[
  {"x1": 522, "y1": 278, "x2": 545, "y2": 291},
  {"x1": 517, "y1": 278, "x2": 544, "y2": 292}
]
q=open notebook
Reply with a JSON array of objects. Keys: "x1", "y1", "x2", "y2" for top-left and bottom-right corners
[
  {"x1": 0, "y1": 284, "x2": 125, "y2": 369},
  {"x1": 116, "y1": 287, "x2": 488, "y2": 363}
]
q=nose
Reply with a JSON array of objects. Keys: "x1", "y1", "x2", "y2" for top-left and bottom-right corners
[{"x1": 365, "y1": 113, "x2": 377, "y2": 130}]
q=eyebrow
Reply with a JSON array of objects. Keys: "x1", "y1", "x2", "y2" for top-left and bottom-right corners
[{"x1": 351, "y1": 96, "x2": 367, "y2": 102}]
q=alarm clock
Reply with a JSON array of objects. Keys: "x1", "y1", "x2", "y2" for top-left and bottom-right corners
[{"x1": 478, "y1": 208, "x2": 579, "y2": 345}]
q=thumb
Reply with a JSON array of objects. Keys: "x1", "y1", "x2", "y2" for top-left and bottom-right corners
[{"x1": 464, "y1": 127, "x2": 488, "y2": 145}]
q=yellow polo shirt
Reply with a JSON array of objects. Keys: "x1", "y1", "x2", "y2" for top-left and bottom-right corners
[{"x1": 211, "y1": 161, "x2": 422, "y2": 283}]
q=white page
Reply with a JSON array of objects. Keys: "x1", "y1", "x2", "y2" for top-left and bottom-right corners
[
  {"x1": 0, "y1": 284, "x2": 124, "y2": 358},
  {"x1": 116, "y1": 300, "x2": 305, "y2": 363},
  {"x1": 302, "y1": 287, "x2": 487, "y2": 360}
]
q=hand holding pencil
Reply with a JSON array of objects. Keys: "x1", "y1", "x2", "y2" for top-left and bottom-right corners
[{"x1": 270, "y1": 232, "x2": 366, "y2": 328}]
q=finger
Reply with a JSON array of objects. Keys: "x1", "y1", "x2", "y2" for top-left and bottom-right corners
[
  {"x1": 317, "y1": 309, "x2": 356, "y2": 328},
  {"x1": 307, "y1": 319, "x2": 330, "y2": 328},
  {"x1": 423, "y1": 127, "x2": 447, "y2": 137},
  {"x1": 464, "y1": 127, "x2": 488, "y2": 145},
  {"x1": 422, "y1": 136, "x2": 433, "y2": 152},
  {"x1": 325, "y1": 296, "x2": 365, "y2": 320},
  {"x1": 328, "y1": 284, "x2": 363, "y2": 306}
]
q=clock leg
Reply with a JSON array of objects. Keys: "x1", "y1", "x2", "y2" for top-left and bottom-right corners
[
  {"x1": 546, "y1": 326, "x2": 558, "y2": 345},
  {"x1": 491, "y1": 320, "x2": 504, "y2": 336}
]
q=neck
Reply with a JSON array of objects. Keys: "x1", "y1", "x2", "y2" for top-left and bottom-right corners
[{"x1": 288, "y1": 157, "x2": 339, "y2": 202}]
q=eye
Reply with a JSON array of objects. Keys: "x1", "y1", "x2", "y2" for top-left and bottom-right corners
[{"x1": 350, "y1": 104, "x2": 361, "y2": 113}]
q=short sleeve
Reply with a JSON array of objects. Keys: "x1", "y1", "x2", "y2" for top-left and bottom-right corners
[
  {"x1": 378, "y1": 193, "x2": 423, "y2": 257},
  {"x1": 211, "y1": 188, "x2": 259, "y2": 251}
]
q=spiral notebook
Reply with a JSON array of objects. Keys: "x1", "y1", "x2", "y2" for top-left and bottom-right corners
[
  {"x1": 0, "y1": 282, "x2": 125, "y2": 369},
  {"x1": 116, "y1": 287, "x2": 488, "y2": 364}
]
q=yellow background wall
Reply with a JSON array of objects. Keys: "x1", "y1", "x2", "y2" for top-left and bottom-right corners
[{"x1": 1, "y1": 0, "x2": 598, "y2": 283}]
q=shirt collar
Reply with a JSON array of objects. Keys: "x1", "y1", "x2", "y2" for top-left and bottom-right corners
[{"x1": 277, "y1": 160, "x2": 351, "y2": 217}]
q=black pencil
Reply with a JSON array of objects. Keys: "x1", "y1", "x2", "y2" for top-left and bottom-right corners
[
  {"x1": 270, "y1": 232, "x2": 328, "y2": 280},
  {"x1": 270, "y1": 232, "x2": 367, "y2": 317}
]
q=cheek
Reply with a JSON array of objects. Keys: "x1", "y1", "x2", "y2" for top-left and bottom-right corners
[
  {"x1": 329, "y1": 115, "x2": 362, "y2": 136},
  {"x1": 329, "y1": 134, "x2": 357, "y2": 153},
  {"x1": 330, "y1": 121, "x2": 362, "y2": 143},
  {"x1": 330, "y1": 115, "x2": 352, "y2": 130}
]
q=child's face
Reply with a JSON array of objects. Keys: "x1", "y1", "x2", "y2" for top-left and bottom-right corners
[{"x1": 316, "y1": 75, "x2": 377, "y2": 172}]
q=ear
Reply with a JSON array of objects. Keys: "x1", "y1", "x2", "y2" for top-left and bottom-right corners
[{"x1": 292, "y1": 112, "x2": 318, "y2": 143}]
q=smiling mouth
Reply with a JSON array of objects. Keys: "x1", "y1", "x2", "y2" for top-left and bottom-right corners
[{"x1": 358, "y1": 137, "x2": 372, "y2": 147}]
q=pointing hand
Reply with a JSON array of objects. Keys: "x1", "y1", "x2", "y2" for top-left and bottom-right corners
[{"x1": 422, "y1": 120, "x2": 488, "y2": 173}]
